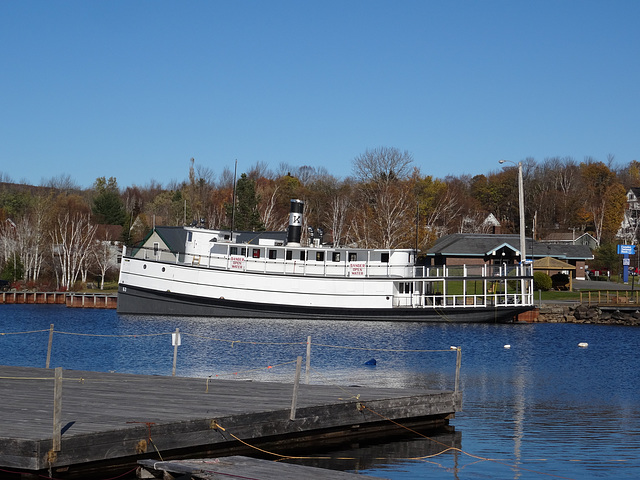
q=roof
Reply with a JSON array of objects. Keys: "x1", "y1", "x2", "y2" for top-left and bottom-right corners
[
  {"x1": 533, "y1": 256, "x2": 575, "y2": 270},
  {"x1": 541, "y1": 232, "x2": 597, "y2": 243},
  {"x1": 153, "y1": 226, "x2": 188, "y2": 251},
  {"x1": 534, "y1": 242, "x2": 593, "y2": 260},
  {"x1": 132, "y1": 226, "x2": 187, "y2": 256},
  {"x1": 628, "y1": 187, "x2": 640, "y2": 198},
  {"x1": 482, "y1": 213, "x2": 500, "y2": 227},
  {"x1": 427, "y1": 234, "x2": 524, "y2": 256},
  {"x1": 427, "y1": 233, "x2": 593, "y2": 260}
]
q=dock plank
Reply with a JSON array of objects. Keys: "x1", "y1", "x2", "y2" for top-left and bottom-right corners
[
  {"x1": 139, "y1": 456, "x2": 389, "y2": 479},
  {"x1": 0, "y1": 365, "x2": 460, "y2": 476}
]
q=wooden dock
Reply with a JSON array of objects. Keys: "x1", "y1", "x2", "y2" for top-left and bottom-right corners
[
  {"x1": 138, "y1": 456, "x2": 389, "y2": 479},
  {"x1": 0, "y1": 365, "x2": 461, "y2": 478},
  {"x1": 0, "y1": 292, "x2": 117, "y2": 309}
]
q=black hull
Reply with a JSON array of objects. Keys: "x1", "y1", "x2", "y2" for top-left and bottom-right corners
[{"x1": 117, "y1": 284, "x2": 532, "y2": 323}]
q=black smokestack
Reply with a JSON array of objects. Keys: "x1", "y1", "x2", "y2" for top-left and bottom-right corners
[{"x1": 287, "y1": 199, "x2": 304, "y2": 246}]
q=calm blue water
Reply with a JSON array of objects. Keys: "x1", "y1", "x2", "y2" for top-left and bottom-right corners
[{"x1": 1, "y1": 305, "x2": 639, "y2": 479}]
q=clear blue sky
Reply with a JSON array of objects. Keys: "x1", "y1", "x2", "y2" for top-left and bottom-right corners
[{"x1": 1, "y1": 1, "x2": 639, "y2": 189}]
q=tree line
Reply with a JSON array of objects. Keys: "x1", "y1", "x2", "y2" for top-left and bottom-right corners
[{"x1": 0, "y1": 148, "x2": 637, "y2": 289}]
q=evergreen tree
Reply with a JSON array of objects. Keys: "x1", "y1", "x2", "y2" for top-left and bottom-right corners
[
  {"x1": 92, "y1": 177, "x2": 126, "y2": 225},
  {"x1": 225, "y1": 173, "x2": 264, "y2": 231}
]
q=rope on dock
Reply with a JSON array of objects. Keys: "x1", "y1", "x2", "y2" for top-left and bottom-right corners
[
  {"x1": 183, "y1": 332, "x2": 304, "y2": 346},
  {"x1": 0, "y1": 328, "x2": 51, "y2": 335},
  {"x1": 54, "y1": 330, "x2": 172, "y2": 338},
  {"x1": 311, "y1": 343, "x2": 450, "y2": 352},
  {"x1": 0, "y1": 327, "x2": 462, "y2": 352},
  {"x1": 207, "y1": 402, "x2": 578, "y2": 480}
]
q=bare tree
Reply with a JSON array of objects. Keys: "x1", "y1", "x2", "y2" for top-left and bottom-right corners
[
  {"x1": 91, "y1": 227, "x2": 120, "y2": 289},
  {"x1": 50, "y1": 213, "x2": 97, "y2": 290},
  {"x1": 0, "y1": 196, "x2": 48, "y2": 284},
  {"x1": 258, "y1": 184, "x2": 281, "y2": 231},
  {"x1": 352, "y1": 147, "x2": 415, "y2": 248},
  {"x1": 352, "y1": 146, "x2": 414, "y2": 184},
  {"x1": 326, "y1": 187, "x2": 350, "y2": 247},
  {"x1": 40, "y1": 174, "x2": 80, "y2": 193},
  {"x1": 247, "y1": 161, "x2": 273, "y2": 181}
]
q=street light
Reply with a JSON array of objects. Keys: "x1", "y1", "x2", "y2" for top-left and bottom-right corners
[{"x1": 499, "y1": 159, "x2": 526, "y2": 264}]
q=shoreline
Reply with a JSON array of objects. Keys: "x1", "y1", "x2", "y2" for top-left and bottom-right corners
[{"x1": 535, "y1": 303, "x2": 640, "y2": 326}]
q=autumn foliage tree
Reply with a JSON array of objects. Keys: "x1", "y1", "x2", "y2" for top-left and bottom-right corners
[{"x1": 2, "y1": 150, "x2": 640, "y2": 289}]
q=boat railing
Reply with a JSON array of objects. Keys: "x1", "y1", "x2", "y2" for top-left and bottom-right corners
[
  {"x1": 125, "y1": 246, "x2": 533, "y2": 280},
  {"x1": 394, "y1": 292, "x2": 532, "y2": 308}
]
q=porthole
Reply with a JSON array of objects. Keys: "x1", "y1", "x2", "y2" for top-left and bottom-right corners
[
  {"x1": 143, "y1": 264, "x2": 147, "y2": 269},
  {"x1": 162, "y1": 267, "x2": 166, "y2": 272}
]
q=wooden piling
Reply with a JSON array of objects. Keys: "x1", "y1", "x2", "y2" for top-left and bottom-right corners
[
  {"x1": 52, "y1": 367, "x2": 62, "y2": 452},
  {"x1": 305, "y1": 335, "x2": 311, "y2": 384},
  {"x1": 46, "y1": 324, "x2": 54, "y2": 369},
  {"x1": 290, "y1": 356, "x2": 303, "y2": 420}
]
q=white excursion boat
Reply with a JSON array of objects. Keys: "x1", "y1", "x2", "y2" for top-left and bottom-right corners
[{"x1": 117, "y1": 200, "x2": 535, "y2": 322}]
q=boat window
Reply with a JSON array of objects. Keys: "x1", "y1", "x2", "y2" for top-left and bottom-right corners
[
  {"x1": 241, "y1": 247, "x2": 247, "y2": 256},
  {"x1": 153, "y1": 242, "x2": 159, "y2": 257},
  {"x1": 268, "y1": 249, "x2": 277, "y2": 260},
  {"x1": 299, "y1": 250, "x2": 306, "y2": 261},
  {"x1": 230, "y1": 246, "x2": 238, "y2": 255},
  {"x1": 252, "y1": 248, "x2": 261, "y2": 258},
  {"x1": 348, "y1": 252, "x2": 357, "y2": 262},
  {"x1": 286, "y1": 250, "x2": 293, "y2": 260},
  {"x1": 381, "y1": 252, "x2": 390, "y2": 263},
  {"x1": 316, "y1": 251, "x2": 325, "y2": 262},
  {"x1": 332, "y1": 252, "x2": 340, "y2": 262},
  {"x1": 187, "y1": 231, "x2": 193, "y2": 242}
]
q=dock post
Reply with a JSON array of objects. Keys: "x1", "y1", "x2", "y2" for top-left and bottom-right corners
[
  {"x1": 46, "y1": 324, "x2": 54, "y2": 369},
  {"x1": 52, "y1": 367, "x2": 62, "y2": 452},
  {"x1": 305, "y1": 336, "x2": 311, "y2": 384},
  {"x1": 172, "y1": 328, "x2": 180, "y2": 376},
  {"x1": 290, "y1": 356, "x2": 303, "y2": 420},
  {"x1": 454, "y1": 347, "x2": 462, "y2": 395}
]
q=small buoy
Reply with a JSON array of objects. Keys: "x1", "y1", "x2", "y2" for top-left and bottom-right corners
[
  {"x1": 450, "y1": 346, "x2": 457, "y2": 350},
  {"x1": 364, "y1": 358, "x2": 377, "y2": 366},
  {"x1": 578, "y1": 342, "x2": 589, "y2": 348},
  {"x1": 504, "y1": 344, "x2": 511, "y2": 349}
]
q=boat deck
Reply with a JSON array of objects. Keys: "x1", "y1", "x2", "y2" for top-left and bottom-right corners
[{"x1": 0, "y1": 365, "x2": 460, "y2": 477}]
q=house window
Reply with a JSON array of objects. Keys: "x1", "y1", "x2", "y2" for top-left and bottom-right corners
[
  {"x1": 252, "y1": 248, "x2": 261, "y2": 259},
  {"x1": 381, "y1": 253, "x2": 390, "y2": 263},
  {"x1": 268, "y1": 249, "x2": 277, "y2": 260}
]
